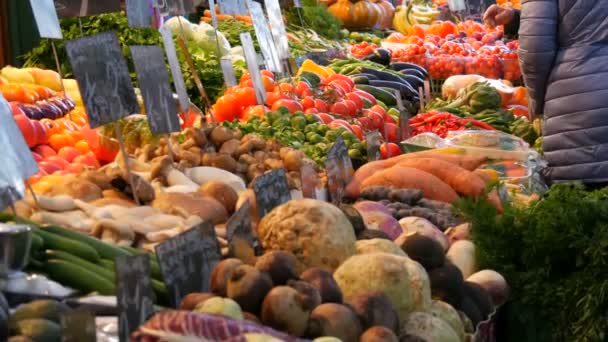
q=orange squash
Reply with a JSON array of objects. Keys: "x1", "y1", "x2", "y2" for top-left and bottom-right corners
[
  {"x1": 366, "y1": 1, "x2": 381, "y2": 28},
  {"x1": 328, "y1": 0, "x2": 354, "y2": 27}
]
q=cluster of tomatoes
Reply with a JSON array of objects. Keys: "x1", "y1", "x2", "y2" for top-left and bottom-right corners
[
  {"x1": 350, "y1": 41, "x2": 380, "y2": 59},
  {"x1": 384, "y1": 20, "x2": 521, "y2": 81}
]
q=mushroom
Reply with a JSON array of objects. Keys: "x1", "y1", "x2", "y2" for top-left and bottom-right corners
[
  {"x1": 149, "y1": 156, "x2": 198, "y2": 190},
  {"x1": 92, "y1": 219, "x2": 135, "y2": 246}
]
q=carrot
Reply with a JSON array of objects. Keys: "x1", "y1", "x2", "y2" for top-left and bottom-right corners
[
  {"x1": 395, "y1": 158, "x2": 487, "y2": 198},
  {"x1": 203, "y1": 9, "x2": 212, "y2": 17},
  {"x1": 201, "y1": 17, "x2": 212, "y2": 23},
  {"x1": 361, "y1": 165, "x2": 459, "y2": 203},
  {"x1": 235, "y1": 15, "x2": 252, "y2": 24},
  {"x1": 346, "y1": 152, "x2": 487, "y2": 198},
  {"x1": 217, "y1": 14, "x2": 235, "y2": 20}
]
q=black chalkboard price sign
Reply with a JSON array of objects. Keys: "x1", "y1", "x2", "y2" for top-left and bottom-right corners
[
  {"x1": 155, "y1": 222, "x2": 222, "y2": 308},
  {"x1": 115, "y1": 254, "x2": 155, "y2": 342},
  {"x1": 130, "y1": 45, "x2": 180, "y2": 134},
  {"x1": 253, "y1": 169, "x2": 291, "y2": 218},
  {"x1": 126, "y1": 0, "x2": 151, "y2": 28},
  {"x1": 325, "y1": 136, "x2": 354, "y2": 205},
  {"x1": 65, "y1": 32, "x2": 140, "y2": 128},
  {"x1": 54, "y1": 0, "x2": 121, "y2": 17},
  {"x1": 60, "y1": 308, "x2": 96, "y2": 342}
]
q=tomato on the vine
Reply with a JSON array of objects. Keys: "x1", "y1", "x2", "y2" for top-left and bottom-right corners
[
  {"x1": 213, "y1": 94, "x2": 240, "y2": 122},
  {"x1": 234, "y1": 87, "x2": 258, "y2": 108}
]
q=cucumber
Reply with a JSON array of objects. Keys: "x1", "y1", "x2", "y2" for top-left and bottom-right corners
[
  {"x1": 355, "y1": 85, "x2": 398, "y2": 106},
  {"x1": 30, "y1": 233, "x2": 44, "y2": 254},
  {"x1": 152, "y1": 279, "x2": 169, "y2": 306},
  {"x1": 99, "y1": 259, "x2": 115, "y2": 272},
  {"x1": 45, "y1": 259, "x2": 115, "y2": 295},
  {"x1": 298, "y1": 71, "x2": 321, "y2": 88},
  {"x1": 360, "y1": 67, "x2": 409, "y2": 86},
  {"x1": 390, "y1": 62, "x2": 428, "y2": 77},
  {"x1": 351, "y1": 76, "x2": 369, "y2": 85},
  {"x1": 45, "y1": 250, "x2": 115, "y2": 281},
  {"x1": 34, "y1": 229, "x2": 100, "y2": 262},
  {"x1": 42, "y1": 225, "x2": 129, "y2": 260}
]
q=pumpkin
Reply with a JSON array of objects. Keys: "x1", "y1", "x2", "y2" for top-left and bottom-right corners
[
  {"x1": 351, "y1": 0, "x2": 369, "y2": 28},
  {"x1": 329, "y1": 0, "x2": 354, "y2": 27},
  {"x1": 377, "y1": 0, "x2": 395, "y2": 29},
  {"x1": 366, "y1": 1, "x2": 381, "y2": 28}
]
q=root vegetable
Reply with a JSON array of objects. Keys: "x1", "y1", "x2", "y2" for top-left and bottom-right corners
[
  {"x1": 226, "y1": 265, "x2": 273, "y2": 314},
  {"x1": 288, "y1": 280, "x2": 322, "y2": 312},
  {"x1": 255, "y1": 251, "x2": 299, "y2": 286},
  {"x1": 261, "y1": 286, "x2": 310, "y2": 337},
  {"x1": 398, "y1": 217, "x2": 449, "y2": 252},
  {"x1": 347, "y1": 292, "x2": 399, "y2": 332},
  {"x1": 353, "y1": 201, "x2": 402, "y2": 240},
  {"x1": 357, "y1": 229, "x2": 391, "y2": 240},
  {"x1": 400, "y1": 312, "x2": 460, "y2": 342},
  {"x1": 300, "y1": 268, "x2": 343, "y2": 304},
  {"x1": 463, "y1": 281, "x2": 493, "y2": 320},
  {"x1": 445, "y1": 223, "x2": 471, "y2": 245},
  {"x1": 193, "y1": 296, "x2": 244, "y2": 320},
  {"x1": 339, "y1": 204, "x2": 366, "y2": 235},
  {"x1": 179, "y1": 292, "x2": 215, "y2": 310},
  {"x1": 402, "y1": 257, "x2": 432, "y2": 312},
  {"x1": 210, "y1": 258, "x2": 244, "y2": 296},
  {"x1": 210, "y1": 126, "x2": 235, "y2": 145},
  {"x1": 283, "y1": 150, "x2": 305, "y2": 171},
  {"x1": 466, "y1": 270, "x2": 509, "y2": 307},
  {"x1": 396, "y1": 233, "x2": 445, "y2": 270},
  {"x1": 428, "y1": 263, "x2": 465, "y2": 309},
  {"x1": 355, "y1": 239, "x2": 406, "y2": 257},
  {"x1": 446, "y1": 240, "x2": 477, "y2": 279},
  {"x1": 429, "y1": 300, "x2": 465, "y2": 341},
  {"x1": 360, "y1": 326, "x2": 399, "y2": 342},
  {"x1": 306, "y1": 303, "x2": 362, "y2": 342}
]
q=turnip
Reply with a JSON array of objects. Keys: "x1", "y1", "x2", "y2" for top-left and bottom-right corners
[
  {"x1": 354, "y1": 201, "x2": 402, "y2": 240},
  {"x1": 398, "y1": 217, "x2": 449, "y2": 251},
  {"x1": 446, "y1": 240, "x2": 477, "y2": 279},
  {"x1": 467, "y1": 270, "x2": 509, "y2": 307}
]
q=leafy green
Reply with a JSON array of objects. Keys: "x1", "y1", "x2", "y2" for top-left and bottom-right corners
[
  {"x1": 285, "y1": 0, "x2": 342, "y2": 40},
  {"x1": 456, "y1": 183, "x2": 608, "y2": 342},
  {"x1": 217, "y1": 19, "x2": 259, "y2": 52}
]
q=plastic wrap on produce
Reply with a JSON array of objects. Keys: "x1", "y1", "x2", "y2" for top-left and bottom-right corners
[{"x1": 132, "y1": 310, "x2": 308, "y2": 341}]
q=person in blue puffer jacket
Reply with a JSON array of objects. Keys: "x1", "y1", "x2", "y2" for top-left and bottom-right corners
[{"x1": 485, "y1": 1, "x2": 608, "y2": 188}]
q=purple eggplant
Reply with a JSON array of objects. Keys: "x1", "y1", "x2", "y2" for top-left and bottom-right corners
[{"x1": 19, "y1": 104, "x2": 44, "y2": 120}]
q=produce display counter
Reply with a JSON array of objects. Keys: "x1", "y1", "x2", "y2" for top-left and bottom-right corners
[{"x1": 1, "y1": 1, "x2": 591, "y2": 341}]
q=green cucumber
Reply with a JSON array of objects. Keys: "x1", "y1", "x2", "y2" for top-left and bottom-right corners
[
  {"x1": 30, "y1": 233, "x2": 44, "y2": 254},
  {"x1": 34, "y1": 229, "x2": 100, "y2": 262},
  {"x1": 298, "y1": 71, "x2": 321, "y2": 88},
  {"x1": 45, "y1": 250, "x2": 114, "y2": 281},
  {"x1": 99, "y1": 259, "x2": 115, "y2": 272},
  {"x1": 41, "y1": 225, "x2": 129, "y2": 260},
  {"x1": 45, "y1": 259, "x2": 115, "y2": 295},
  {"x1": 351, "y1": 76, "x2": 369, "y2": 85},
  {"x1": 152, "y1": 279, "x2": 169, "y2": 306},
  {"x1": 355, "y1": 85, "x2": 398, "y2": 106}
]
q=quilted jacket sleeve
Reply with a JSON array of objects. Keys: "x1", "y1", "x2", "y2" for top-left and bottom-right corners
[{"x1": 518, "y1": 0, "x2": 559, "y2": 116}]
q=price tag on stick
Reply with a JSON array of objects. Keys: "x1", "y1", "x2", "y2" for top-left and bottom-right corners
[
  {"x1": 325, "y1": 136, "x2": 353, "y2": 205},
  {"x1": 220, "y1": 57, "x2": 238, "y2": 87},
  {"x1": 394, "y1": 90, "x2": 410, "y2": 141},
  {"x1": 240, "y1": 32, "x2": 267, "y2": 105},
  {"x1": 253, "y1": 169, "x2": 291, "y2": 219},
  {"x1": 126, "y1": 0, "x2": 151, "y2": 28},
  {"x1": 153, "y1": 0, "x2": 194, "y2": 15},
  {"x1": 61, "y1": 308, "x2": 97, "y2": 342},
  {"x1": 265, "y1": 0, "x2": 290, "y2": 61},
  {"x1": 65, "y1": 32, "x2": 140, "y2": 128},
  {"x1": 115, "y1": 254, "x2": 155, "y2": 342},
  {"x1": 219, "y1": 0, "x2": 247, "y2": 15},
  {"x1": 155, "y1": 222, "x2": 222, "y2": 308},
  {"x1": 366, "y1": 130, "x2": 382, "y2": 161},
  {"x1": 301, "y1": 163, "x2": 317, "y2": 199},
  {"x1": 130, "y1": 45, "x2": 180, "y2": 134},
  {"x1": 160, "y1": 27, "x2": 190, "y2": 112},
  {"x1": 246, "y1": 0, "x2": 282, "y2": 73},
  {"x1": 226, "y1": 201, "x2": 259, "y2": 262},
  {"x1": 29, "y1": 0, "x2": 62, "y2": 39}
]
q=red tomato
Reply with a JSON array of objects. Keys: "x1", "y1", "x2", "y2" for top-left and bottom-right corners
[
  {"x1": 366, "y1": 110, "x2": 384, "y2": 130},
  {"x1": 328, "y1": 80, "x2": 353, "y2": 94},
  {"x1": 345, "y1": 92, "x2": 363, "y2": 110},
  {"x1": 314, "y1": 99, "x2": 329, "y2": 112},
  {"x1": 265, "y1": 91, "x2": 290, "y2": 107},
  {"x1": 342, "y1": 100, "x2": 358, "y2": 117},
  {"x1": 14, "y1": 115, "x2": 35, "y2": 147},
  {"x1": 350, "y1": 124, "x2": 364, "y2": 141},
  {"x1": 383, "y1": 123, "x2": 398, "y2": 143},
  {"x1": 325, "y1": 74, "x2": 355, "y2": 89},
  {"x1": 234, "y1": 87, "x2": 258, "y2": 108},
  {"x1": 369, "y1": 105, "x2": 387, "y2": 117},
  {"x1": 353, "y1": 90, "x2": 377, "y2": 106},
  {"x1": 380, "y1": 143, "x2": 401, "y2": 159},
  {"x1": 9, "y1": 102, "x2": 24, "y2": 116},
  {"x1": 300, "y1": 96, "x2": 315, "y2": 110},
  {"x1": 240, "y1": 71, "x2": 251, "y2": 83},
  {"x1": 326, "y1": 83, "x2": 346, "y2": 97},
  {"x1": 275, "y1": 82, "x2": 294, "y2": 94},
  {"x1": 384, "y1": 114, "x2": 397, "y2": 124},
  {"x1": 329, "y1": 119, "x2": 353, "y2": 133},
  {"x1": 260, "y1": 70, "x2": 275, "y2": 80},
  {"x1": 315, "y1": 113, "x2": 335, "y2": 124},
  {"x1": 242, "y1": 105, "x2": 267, "y2": 121},
  {"x1": 357, "y1": 117, "x2": 371, "y2": 130},
  {"x1": 305, "y1": 108, "x2": 319, "y2": 114},
  {"x1": 213, "y1": 94, "x2": 240, "y2": 122},
  {"x1": 330, "y1": 101, "x2": 350, "y2": 117},
  {"x1": 271, "y1": 99, "x2": 303, "y2": 113},
  {"x1": 262, "y1": 76, "x2": 276, "y2": 92},
  {"x1": 294, "y1": 81, "x2": 311, "y2": 97}
]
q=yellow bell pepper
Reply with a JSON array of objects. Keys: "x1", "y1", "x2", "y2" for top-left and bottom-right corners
[{"x1": 297, "y1": 59, "x2": 335, "y2": 79}]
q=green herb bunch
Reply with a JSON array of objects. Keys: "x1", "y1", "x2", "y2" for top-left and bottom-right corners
[
  {"x1": 285, "y1": 0, "x2": 342, "y2": 40},
  {"x1": 456, "y1": 183, "x2": 608, "y2": 342}
]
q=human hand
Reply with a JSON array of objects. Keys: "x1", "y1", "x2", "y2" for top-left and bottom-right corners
[{"x1": 483, "y1": 5, "x2": 515, "y2": 28}]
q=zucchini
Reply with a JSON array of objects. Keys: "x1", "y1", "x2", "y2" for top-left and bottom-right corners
[
  {"x1": 30, "y1": 233, "x2": 44, "y2": 254},
  {"x1": 42, "y1": 225, "x2": 129, "y2": 260},
  {"x1": 45, "y1": 259, "x2": 115, "y2": 295},
  {"x1": 152, "y1": 279, "x2": 169, "y2": 306},
  {"x1": 351, "y1": 76, "x2": 369, "y2": 85},
  {"x1": 298, "y1": 71, "x2": 321, "y2": 88},
  {"x1": 99, "y1": 259, "x2": 115, "y2": 272},
  {"x1": 44, "y1": 250, "x2": 115, "y2": 281},
  {"x1": 355, "y1": 85, "x2": 398, "y2": 106},
  {"x1": 34, "y1": 229, "x2": 100, "y2": 262}
]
